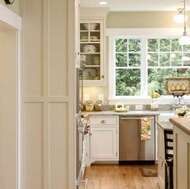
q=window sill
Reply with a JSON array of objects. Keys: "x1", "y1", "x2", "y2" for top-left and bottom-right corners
[{"x1": 108, "y1": 96, "x2": 190, "y2": 105}]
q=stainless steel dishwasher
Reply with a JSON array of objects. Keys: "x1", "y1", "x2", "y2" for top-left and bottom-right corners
[{"x1": 119, "y1": 116, "x2": 155, "y2": 165}]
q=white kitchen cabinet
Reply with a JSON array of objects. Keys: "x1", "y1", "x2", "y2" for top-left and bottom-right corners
[
  {"x1": 157, "y1": 121, "x2": 174, "y2": 189},
  {"x1": 80, "y1": 8, "x2": 109, "y2": 86},
  {"x1": 80, "y1": 20, "x2": 105, "y2": 86},
  {"x1": 89, "y1": 127, "x2": 117, "y2": 159},
  {"x1": 173, "y1": 125, "x2": 190, "y2": 189},
  {"x1": 157, "y1": 124, "x2": 166, "y2": 189},
  {"x1": 86, "y1": 116, "x2": 119, "y2": 165}
]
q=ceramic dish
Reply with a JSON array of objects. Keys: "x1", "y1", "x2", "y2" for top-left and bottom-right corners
[
  {"x1": 82, "y1": 23, "x2": 98, "y2": 30},
  {"x1": 83, "y1": 68, "x2": 97, "y2": 77},
  {"x1": 83, "y1": 45, "x2": 97, "y2": 53},
  {"x1": 90, "y1": 36, "x2": 100, "y2": 42}
]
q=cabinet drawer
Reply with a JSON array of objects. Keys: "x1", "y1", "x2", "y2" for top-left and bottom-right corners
[{"x1": 89, "y1": 116, "x2": 118, "y2": 125}]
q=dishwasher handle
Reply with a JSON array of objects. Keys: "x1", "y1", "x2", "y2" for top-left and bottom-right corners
[{"x1": 120, "y1": 116, "x2": 153, "y2": 120}]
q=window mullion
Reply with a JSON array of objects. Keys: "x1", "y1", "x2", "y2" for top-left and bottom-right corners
[
  {"x1": 141, "y1": 38, "x2": 148, "y2": 96},
  {"x1": 108, "y1": 36, "x2": 116, "y2": 99}
]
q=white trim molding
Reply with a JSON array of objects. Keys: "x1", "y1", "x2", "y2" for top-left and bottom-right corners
[
  {"x1": 106, "y1": 28, "x2": 188, "y2": 37},
  {"x1": 0, "y1": 4, "x2": 21, "y2": 30},
  {"x1": 80, "y1": 7, "x2": 110, "y2": 19}
]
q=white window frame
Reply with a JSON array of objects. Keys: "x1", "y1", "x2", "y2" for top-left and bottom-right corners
[{"x1": 107, "y1": 28, "x2": 190, "y2": 105}]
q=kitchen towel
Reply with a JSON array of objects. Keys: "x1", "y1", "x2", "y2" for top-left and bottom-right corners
[{"x1": 140, "y1": 117, "x2": 151, "y2": 140}]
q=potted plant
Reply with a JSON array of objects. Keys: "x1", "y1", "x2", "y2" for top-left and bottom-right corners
[{"x1": 175, "y1": 106, "x2": 190, "y2": 117}]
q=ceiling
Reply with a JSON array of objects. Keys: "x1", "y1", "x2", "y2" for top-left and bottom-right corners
[{"x1": 80, "y1": 0, "x2": 190, "y2": 12}]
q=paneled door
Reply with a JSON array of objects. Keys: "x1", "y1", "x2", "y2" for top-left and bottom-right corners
[{"x1": 22, "y1": 0, "x2": 77, "y2": 189}]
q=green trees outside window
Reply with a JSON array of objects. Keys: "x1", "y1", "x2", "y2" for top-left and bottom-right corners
[{"x1": 115, "y1": 38, "x2": 190, "y2": 96}]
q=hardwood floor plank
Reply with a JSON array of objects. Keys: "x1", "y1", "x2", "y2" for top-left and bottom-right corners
[{"x1": 81, "y1": 164, "x2": 160, "y2": 189}]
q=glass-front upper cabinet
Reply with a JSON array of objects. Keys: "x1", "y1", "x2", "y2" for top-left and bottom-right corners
[{"x1": 80, "y1": 20, "x2": 105, "y2": 86}]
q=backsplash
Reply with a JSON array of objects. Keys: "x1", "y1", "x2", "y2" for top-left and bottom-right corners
[{"x1": 83, "y1": 104, "x2": 190, "y2": 112}]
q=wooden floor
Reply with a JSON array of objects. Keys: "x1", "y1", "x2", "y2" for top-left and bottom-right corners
[{"x1": 80, "y1": 164, "x2": 160, "y2": 189}]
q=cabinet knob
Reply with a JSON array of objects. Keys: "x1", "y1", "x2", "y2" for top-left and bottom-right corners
[
  {"x1": 89, "y1": 133, "x2": 92, "y2": 136},
  {"x1": 100, "y1": 120, "x2": 106, "y2": 124},
  {"x1": 101, "y1": 75, "x2": 104, "y2": 79}
]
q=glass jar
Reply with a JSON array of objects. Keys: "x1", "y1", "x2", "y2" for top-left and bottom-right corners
[
  {"x1": 94, "y1": 100, "x2": 103, "y2": 111},
  {"x1": 150, "y1": 99, "x2": 158, "y2": 110},
  {"x1": 85, "y1": 100, "x2": 94, "y2": 111}
]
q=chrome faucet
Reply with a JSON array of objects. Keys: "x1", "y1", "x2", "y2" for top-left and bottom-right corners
[
  {"x1": 172, "y1": 94, "x2": 185, "y2": 111},
  {"x1": 178, "y1": 96, "x2": 184, "y2": 105}
]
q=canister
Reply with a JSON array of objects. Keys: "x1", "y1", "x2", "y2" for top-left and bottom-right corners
[
  {"x1": 94, "y1": 100, "x2": 103, "y2": 111},
  {"x1": 85, "y1": 100, "x2": 94, "y2": 111}
]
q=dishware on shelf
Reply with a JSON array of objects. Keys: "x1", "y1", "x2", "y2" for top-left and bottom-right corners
[
  {"x1": 82, "y1": 23, "x2": 98, "y2": 30},
  {"x1": 83, "y1": 45, "x2": 97, "y2": 53},
  {"x1": 94, "y1": 56, "x2": 100, "y2": 65},
  {"x1": 80, "y1": 55, "x2": 86, "y2": 62},
  {"x1": 80, "y1": 36, "x2": 88, "y2": 42},
  {"x1": 90, "y1": 36, "x2": 100, "y2": 41},
  {"x1": 93, "y1": 76, "x2": 100, "y2": 80},
  {"x1": 83, "y1": 68, "x2": 97, "y2": 79}
]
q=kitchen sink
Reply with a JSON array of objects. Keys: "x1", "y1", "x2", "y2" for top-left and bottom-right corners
[{"x1": 158, "y1": 112, "x2": 178, "y2": 121}]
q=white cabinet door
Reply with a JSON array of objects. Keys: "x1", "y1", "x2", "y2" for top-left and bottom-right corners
[
  {"x1": 174, "y1": 126, "x2": 190, "y2": 189},
  {"x1": 157, "y1": 125, "x2": 166, "y2": 189},
  {"x1": 89, "y1": 127, "x2": 118, "y2": 160},
  {"x1": 80, "y1": 20, "x2": 105, "y2": 86},
  {"x1": 80, "y1": 8, "x2": 109, "y2": 86}
]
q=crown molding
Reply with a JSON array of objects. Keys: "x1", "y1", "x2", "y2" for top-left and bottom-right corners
[{"x1": 80, "y1": 7, "x2": 110, "y2": 19}]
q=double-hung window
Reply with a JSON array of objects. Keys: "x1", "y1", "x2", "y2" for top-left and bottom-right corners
[
  {"x1": 147, "y1": 38, "x2": 190, "y2": 95},
  {"x1": 115, "y1": 38, "x2": 141, "y2": 96},
  {"x1": 108, "y1": 29, "x2": 190, "y2": 104}
]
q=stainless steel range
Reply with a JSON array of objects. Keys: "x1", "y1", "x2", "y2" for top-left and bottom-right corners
[{"x1": 76, "y1": 114, "x2": 89, "y2": 189}]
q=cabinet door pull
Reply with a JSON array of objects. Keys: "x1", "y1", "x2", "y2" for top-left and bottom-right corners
[
  {"x1": 100, "y1": 120, "x2": 106, "y2": 124},
  {"x1": 89, "y1": 133, "x2": 92, "y2": 136}
]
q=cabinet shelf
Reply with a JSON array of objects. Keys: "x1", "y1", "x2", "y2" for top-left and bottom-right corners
[
  {"x1": 80, "y1": 41, "x2": 100, "y2": 43},
  {"x1": 80, "y1": 52, "x2": 100, "y2": 55},
  {"x1": 84, "y1": 65, "x2": 100, "y2": 68},
  {"x1": 80, "y1": 30, "x2": 100, "y2": 32}
]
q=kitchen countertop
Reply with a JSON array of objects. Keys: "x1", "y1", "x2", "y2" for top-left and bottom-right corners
[
  {"x1": 169, "y1": 117, "x2": 190, "y2": 136},
  {"x1": 156, "y1": 121, "x2": 173, "y2": 130},
  {"x1": 82, "y1": 110, "x2": 160, "y2": 116}
]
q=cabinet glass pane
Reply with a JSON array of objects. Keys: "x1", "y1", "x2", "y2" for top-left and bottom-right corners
[
  {"x1": 80, "y1": 22, "x2": 102, "y2": 81},
  {"x1": 80, "y1": 54, "x2": 100, "y2": 65},
  {"x1": 80, "y1": 67, "x2": 100, "y2": 80}
]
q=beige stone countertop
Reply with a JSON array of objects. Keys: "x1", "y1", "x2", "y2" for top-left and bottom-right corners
[
  {"x1": 82, "y1": 110, "x2": 160, "y2": 116},
  {"x1": 156, "y1": 121, "x2": 173, "y2": 130},
  {"x1": 169, "y1": 117, "x2": 190, "y2": 136}
]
